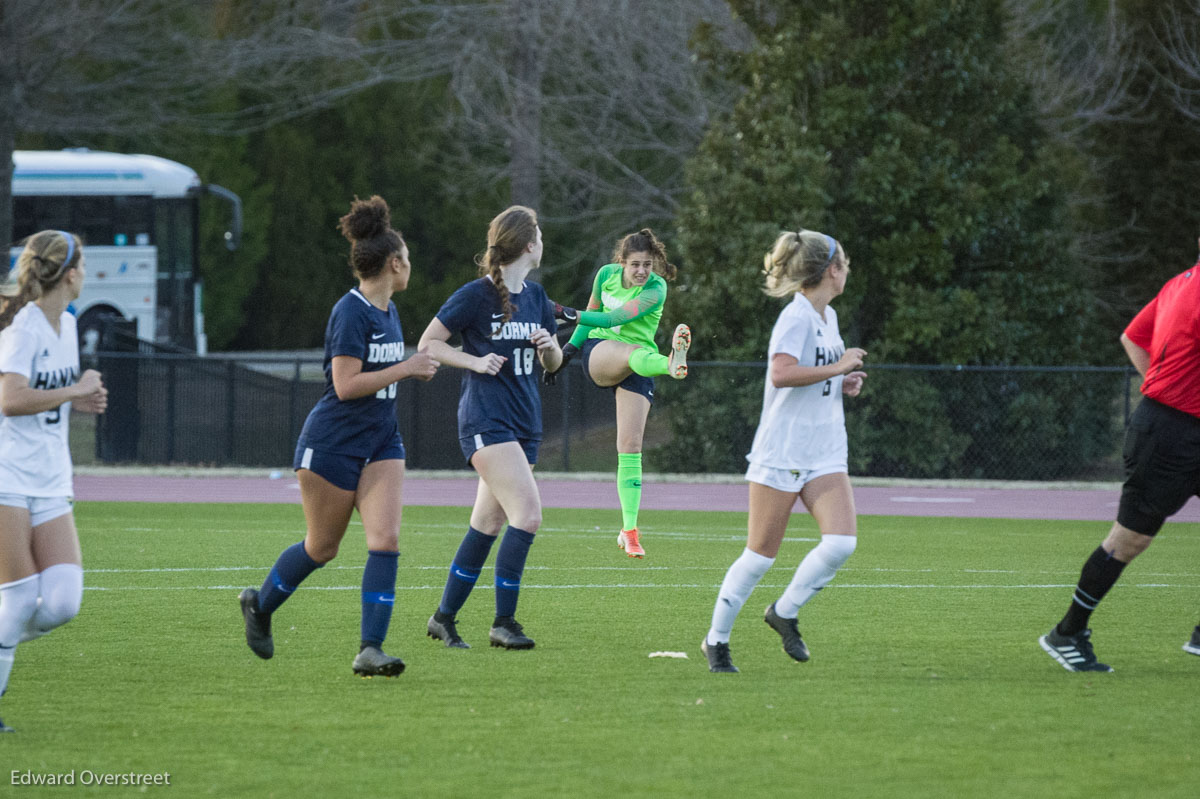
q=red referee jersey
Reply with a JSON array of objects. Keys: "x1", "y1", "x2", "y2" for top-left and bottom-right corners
[{"x1": 1124, "y1": 265, "x2": 1200, "y2": 417}]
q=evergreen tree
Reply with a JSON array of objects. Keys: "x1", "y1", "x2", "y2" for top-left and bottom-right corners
[{"x1": 658, "y1": 0, "x2": 1112, "y2": 477}]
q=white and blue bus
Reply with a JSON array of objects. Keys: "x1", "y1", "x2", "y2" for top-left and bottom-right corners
[{"x1": 8, "y1": 149, "x2": 241, "y2": 353}]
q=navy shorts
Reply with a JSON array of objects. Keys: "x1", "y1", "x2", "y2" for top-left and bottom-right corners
[
  {"x1": 459, "y1": 429, "x2": 540, "y2": 467},
  {"x1": 580, "y1": 338, "x2": 655, "y2": 404},
  {"x1": 1116, "y1": 398, "x2": 1200, "y2": 536},
  {"x1": 293, "y1": 432, "x2": 406, "y2": 492}
]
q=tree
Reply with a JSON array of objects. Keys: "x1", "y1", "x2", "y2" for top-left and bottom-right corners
[
  {"x1": 4, "y1": 1, "x2": 746, "y2": 346},
  {"x1": 658, "y1": 0, "x2": 1111, "y2": 477}
]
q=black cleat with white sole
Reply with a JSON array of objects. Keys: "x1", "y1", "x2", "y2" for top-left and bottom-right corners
[
  {"x1": 1184, "y1": 626, "x2": 1200, "y2": 657},
  {"x1": 1039, "y1": 627, "x2": 1113, "y2": 672}
]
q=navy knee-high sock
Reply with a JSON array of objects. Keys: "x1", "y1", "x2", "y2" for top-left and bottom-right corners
[
  {"x1": 361, "y1": 550, "x2": 399, "y2": 650},
  {"x1": 258, "y1": 542, "x2": 323, "y2": 614},
  {"x1": 1058, "y1": 546, "x2": 1128, "y2": 636},
  {"x1": 438, "y1": 527, "x2": 497, "y2": 616},
  {"x1": 494, "y1": 526, "x2": 536, "y2": 620}
]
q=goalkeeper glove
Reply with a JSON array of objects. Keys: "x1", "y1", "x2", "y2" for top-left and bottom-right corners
[{"x1": 542, "y1": 342, "x2": 578, "y2": 385}]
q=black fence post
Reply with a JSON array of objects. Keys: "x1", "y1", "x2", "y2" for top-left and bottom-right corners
[
  {"x1": 561, "y1": 364, "x2": 571, "y2": 472},
  {"x1": 166, "y1": 359, "x2": 176, "y2": 463},
  {"x1": 226, "y1": 360, "x2": 237, "y2": 460},
  {"x1": 288, "y1": 359, "x2": 301, "y2": 445}
]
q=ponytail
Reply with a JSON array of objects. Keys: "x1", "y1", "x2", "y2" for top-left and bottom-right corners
[{"x1": 0, "y1": 230, "x2": 82, "y2": 331}]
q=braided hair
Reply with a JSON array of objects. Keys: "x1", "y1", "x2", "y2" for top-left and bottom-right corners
[{"x1": 476, "y1": 205, "x2": 538, "y2": 331}]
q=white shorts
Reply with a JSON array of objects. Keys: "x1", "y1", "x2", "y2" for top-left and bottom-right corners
[
  {"x1": 0, "y1": 493, "x2": 73, "y2": 527},
  {"x1": 744, "y1": 462, "x2": 847, "y2": 494}
]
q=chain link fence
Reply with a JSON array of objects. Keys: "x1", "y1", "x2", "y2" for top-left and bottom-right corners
[{"x1": 75, "y1": 348, "x2": 1137, "y2": 481}]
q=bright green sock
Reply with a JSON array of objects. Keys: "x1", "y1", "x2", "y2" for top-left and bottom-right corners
[
  {"x1": 628, "y1": 347, "x2": 668, "y2": 377},
  {"x1": 616, "y1": 452, "x2": 643, "y2": 530}
]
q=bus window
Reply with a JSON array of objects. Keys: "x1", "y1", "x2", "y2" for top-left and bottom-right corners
[
  {"x1": 12, "y1": 196, "x2": 71, "y2": 241},
  {"x1": 113, "y1": 196, "x2": 153, "y2": 246},
  {"x1": 73, "y1": 196, "x2": 116, "y2": 245}
]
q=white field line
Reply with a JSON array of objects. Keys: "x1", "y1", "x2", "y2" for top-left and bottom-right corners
[
  {"x1": 83, "y1": 582, "x2": 1198, "y2": 592},
  {"x1": 82, "y1": 564, "x2": 1200, "y2": 579}
]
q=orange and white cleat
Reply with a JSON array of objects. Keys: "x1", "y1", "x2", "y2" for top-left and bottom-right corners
[
  {"x1": 668, "y1": 324, "x2": 690, "y2": 379},
  {"x1": 617, "y1": 528, "x2": 645, "y2": 558}
]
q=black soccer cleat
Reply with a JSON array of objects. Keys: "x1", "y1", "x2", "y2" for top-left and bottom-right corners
[
  {"x1": 352, "y1": 646, "x2": 406, "y2": 678},
  {"x1": 489, "y1": 616, "x2": 535, "y2": 650},
  {"x1": 427, "y1": 611, "x2": 470, "y2": 649},
  {"x1": 0, "y1": 717, "x2": 13, "y2": 733},
  {"x1": 238, "y1": 587, "x2": 274, "y2": 660},
  {"x1": 764, "y1": 602, "x2": 811, "y2": 662},
  {"x1": 1039, "y1": 627, "x2": 1113, "y2": 672},
  {"x1": 1183, "y1": 626, "x2": 1200, "y2": 657},
  {"x1": 701, "y1": 638, "x2": 739, "y2": 673}
]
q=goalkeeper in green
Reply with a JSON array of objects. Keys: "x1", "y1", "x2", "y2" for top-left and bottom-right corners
[{"x1": 547, "y1": 228, "x2": 690, "y2": 558}]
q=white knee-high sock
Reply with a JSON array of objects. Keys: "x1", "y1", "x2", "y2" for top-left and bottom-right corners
[
  {"x1": 21, "y1": 564, "x2": 83, "y2": 643},
  {"x1": 707, "y1": 548, "x2": 775, "y2": 645},
  {"x1": 0, "y1": 576, "x2": 41, "y2": 699},
  {"x1": 774, "y1": 534, "x2": 857, "y2": 618}
]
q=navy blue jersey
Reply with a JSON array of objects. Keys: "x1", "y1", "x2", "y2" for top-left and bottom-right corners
[
  {"x1": 436, "y1": 277, "x2": 557, "y2": 440},
  {"x1": 297, "y1": 288, "x2": 406, "y2": 456}
]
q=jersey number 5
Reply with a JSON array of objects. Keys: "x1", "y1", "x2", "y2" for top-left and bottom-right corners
[{"x1": 511, "y1": 347, "x2": 537, "y2": 376}]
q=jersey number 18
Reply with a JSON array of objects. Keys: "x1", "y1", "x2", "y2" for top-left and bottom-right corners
[{"x1": 511, "y1": 348, "x2": 537, "y2": 376}]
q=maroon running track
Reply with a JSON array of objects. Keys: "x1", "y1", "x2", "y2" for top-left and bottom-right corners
[{"x1": 73, "y1": 474, "x2": 1200, "y2": 523}]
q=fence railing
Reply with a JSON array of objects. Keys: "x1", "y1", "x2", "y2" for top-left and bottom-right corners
[{"x1": 77, "y1": 350, "x2": 1139, "y2": 481}]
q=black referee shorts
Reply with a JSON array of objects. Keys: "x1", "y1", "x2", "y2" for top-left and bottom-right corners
[{"x1": 1117, "y1": 397, "x2": 1200, "y2": 536}]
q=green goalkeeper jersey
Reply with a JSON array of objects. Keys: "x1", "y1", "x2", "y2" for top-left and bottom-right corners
[{"x1": 568, "y1": 263, "x2": 668, "y2": 351}]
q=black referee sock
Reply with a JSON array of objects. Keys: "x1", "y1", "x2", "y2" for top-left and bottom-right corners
[{"x1": 1057, "y1": 546, "x2": 1128, "y2": 636}]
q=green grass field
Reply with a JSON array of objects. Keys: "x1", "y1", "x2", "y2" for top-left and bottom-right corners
[{"x1": 4, "y1": 502, "x2": 1199, "y2": 797}]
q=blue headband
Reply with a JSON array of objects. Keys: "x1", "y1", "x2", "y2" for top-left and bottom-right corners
[
  {"x1": 824, "y1": 235, "x2": 837, "y2": 265},
  {"x1": 56, "y1": 231, "x2": 75, "y2": 269}
]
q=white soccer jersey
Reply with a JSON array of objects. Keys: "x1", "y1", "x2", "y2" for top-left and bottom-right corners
[
  {"x1": 0, "y1": 303, "x2": 80, "y2": 497},
  {"x1": 746, "y1": 293, "x2": 848, "y2": 470}
]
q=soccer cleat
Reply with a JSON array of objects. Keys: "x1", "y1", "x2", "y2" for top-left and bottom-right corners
[
  {"x1": 427, "y1": 611, "x2": 470, "y2": 649},
  {"x1": 701, "y1": 638, "x2": 738, "y2": 673},
  {"x1": 489, "y1": 616, "x2": 535, "y2": 650},
  {"x1": 352, "y1": 646, "x2": 406, "y2": 678},
  {"x1": 0, "y1": 717, "x2": 13, "y2": 733},
  {"x1": 1184, "y1": 626, "x2": 1200, "y2": 656},
  {"x1": 764, "y1": 602, "x2": 811, "y2": 662},
  {"x1": 238, "y1": 588, "x2": 274, "y2": 660},
  {"x1": 617, "y1": 528, "x2": 645, "y2": 558},
  {"x1": 668, "y1": 323, "x2": 690, "y2": 379},
  {"x1": 1039, "y1": 627, "x2": 1113, "y2": 672}
]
